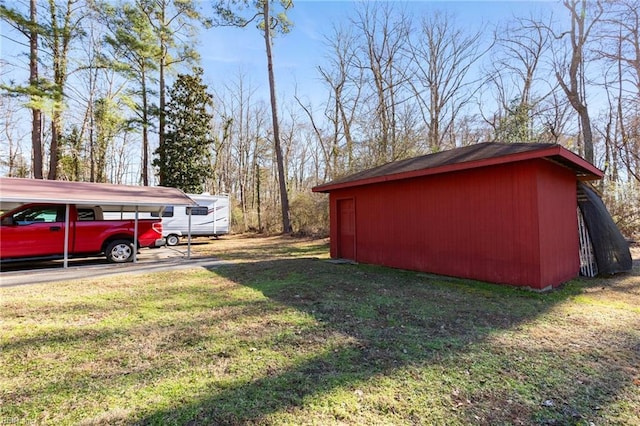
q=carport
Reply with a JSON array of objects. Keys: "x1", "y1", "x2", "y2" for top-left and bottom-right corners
[{"x1": 0, "y1": 177, "x2": 198, "y2": 267}]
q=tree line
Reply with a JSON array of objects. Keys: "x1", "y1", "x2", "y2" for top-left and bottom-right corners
[{"x1": 1, "y1": 0, "x2": 639, "y2": 238}]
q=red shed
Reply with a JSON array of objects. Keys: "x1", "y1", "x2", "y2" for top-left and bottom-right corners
[{"x1": 312, "y1": 142, "x2": 607, "y2": 291}]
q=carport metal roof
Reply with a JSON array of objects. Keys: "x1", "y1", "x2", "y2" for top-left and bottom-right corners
[{"x1": 0, "y1": 177, "x2": 197, "y2": 211}]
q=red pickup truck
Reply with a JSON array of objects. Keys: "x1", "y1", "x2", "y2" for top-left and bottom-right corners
[{"x1": 0, "y1": 203, "x2": 164, "y2": 263}]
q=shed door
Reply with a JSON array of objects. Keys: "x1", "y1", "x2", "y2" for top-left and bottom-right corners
[{"x1": 337, "y1": 198, "x2": 355, "y2": 260}]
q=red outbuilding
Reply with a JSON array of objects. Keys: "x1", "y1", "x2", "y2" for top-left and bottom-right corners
[{"x1": 312, "y1": 142, "x2": 630, "y2": 291}]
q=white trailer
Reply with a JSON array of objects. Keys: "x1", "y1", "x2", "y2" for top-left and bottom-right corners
[
  {"x1": 104, "y1": 193, "x2": 230, "y2": 246},
  {"x1": 158, "y1": 194, "x2": 230, "y2": 246}
]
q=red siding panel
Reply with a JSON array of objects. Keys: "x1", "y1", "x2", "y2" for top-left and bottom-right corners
[
  {"x1": 535, "y1": 160, "x2": 580, "y2": 288},
  {"x1": 328, "y1": 159, "x2": 579, "y2": 289}
]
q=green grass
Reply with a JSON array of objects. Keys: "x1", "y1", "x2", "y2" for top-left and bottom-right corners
[{"x1": 1, "y1": 236, "x2": 639, "y2": 425}]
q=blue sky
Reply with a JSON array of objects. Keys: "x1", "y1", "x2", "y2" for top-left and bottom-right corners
[
  {"x1": 0, "y1": 0, "x2": 573, "y2": 180},
  {"x1": 199, "y1": 0, "x2": 565, "y2": 107},
  {"x1": 0, "y1": 0, "x2": 566, "y2": 109}
]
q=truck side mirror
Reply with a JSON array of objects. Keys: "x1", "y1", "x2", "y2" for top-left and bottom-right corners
[{"x1": 1, "y1": 217, "x2": 15, "y2": 226}]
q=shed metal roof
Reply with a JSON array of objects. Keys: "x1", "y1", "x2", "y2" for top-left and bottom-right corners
[
  {"x1": 0, "y1": 177, "x2": 197, "y2": 212},
  {"x1": 312, "y1": 142, "x2": 603, "y2": 193}
]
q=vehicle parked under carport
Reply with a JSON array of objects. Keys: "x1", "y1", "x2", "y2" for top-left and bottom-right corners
[
  {"x1": 0, "y1": 177, "x2": 198, "y2": 267},
  {"x1": 0, "y1": 203, "x2": 164, "y2": 263}
]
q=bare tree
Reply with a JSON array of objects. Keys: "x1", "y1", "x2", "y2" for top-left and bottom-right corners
[
  {"x1": 294, "y1": 94, "x2": 332, "y2": 181},
  {"x1": 537, "y1": 89, "x2": 573, "y2": 144},
  {"x1": 42, "y1": 0, "x2": 85, "y2": 180},
  {"x1": 213, "y1": 70, "x2": 275, "y2": 232},
  {"x1": 351, "y1": 2, "x2": 413, "y2": 164},
  {"x1": 0, "y1": 95, "x2": 30, "y2": 177},
  {"x1": 551, "y1": 0, "x2": 604, "y2": 163},
  {"x1": 485, "y1": 15, "x2": 554, "y2": 142},
  {"x1": 61, "y1": 12, "x2": 121, "y2": 183},
  {"x1": 407, "y1": 11, "x2": 486, "y2": 151},
  {"x1": 597, "y1": 0, "x2": 640, "y2": 182},
  {"x1": 315, "y1": 24, "x2": 363, "y2": 177},
  {"x1": 213, "y1": 0, "x2": 293, "y2": 233}
]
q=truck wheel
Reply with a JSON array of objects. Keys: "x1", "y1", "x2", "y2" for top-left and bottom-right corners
[
  {"x1": 166, "y1": 234, "x2": 180, "y2": 246},
  {"x1": 106, "y1": 239, "x2": 134, "y2": 263}
]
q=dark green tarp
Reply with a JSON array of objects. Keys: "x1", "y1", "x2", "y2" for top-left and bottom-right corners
[{"x1": 577, "y1": 182, "x2": 632, "y2": 275}]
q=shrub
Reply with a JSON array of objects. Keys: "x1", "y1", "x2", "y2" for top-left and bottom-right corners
[{"x1": 289, "y1": 192, "x2": 329, "y2": 237}]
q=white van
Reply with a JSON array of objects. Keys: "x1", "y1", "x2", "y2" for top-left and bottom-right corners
[{"x1": 105, "y1": 194, "x2": 230, "y2": 246}]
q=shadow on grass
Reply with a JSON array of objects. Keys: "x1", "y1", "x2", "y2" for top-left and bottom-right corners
[
  {"x1": 195, "y1": 235, "x2": 330, "y2": 262},
  {"x1": 134, "y1": 258, "x2": 639, "y2": 425}
]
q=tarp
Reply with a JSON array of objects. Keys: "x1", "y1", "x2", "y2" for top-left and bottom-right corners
[{"x1": 577, "y1": 182, "x2": 632, "y2": 275}]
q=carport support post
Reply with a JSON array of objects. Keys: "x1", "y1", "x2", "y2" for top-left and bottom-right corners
[
  {"x1": 63, "y1": 204, "x2": 70, "y2": 268},
  {"x1": 133, "y1": 207, "x2": 139, "y2": 263}
]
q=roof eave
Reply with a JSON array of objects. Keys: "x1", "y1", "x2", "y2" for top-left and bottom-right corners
[
  {"x1": 311, "y1": 145, "x2": 603, "y2": 193},
  {"x1": 556, "y1": 148, "x2": 604, "y2": 180}
]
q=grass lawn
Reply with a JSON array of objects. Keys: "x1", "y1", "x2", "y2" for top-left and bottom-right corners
[{"x1": 1, "y1": 235, "x2": 639, "y2": 425}]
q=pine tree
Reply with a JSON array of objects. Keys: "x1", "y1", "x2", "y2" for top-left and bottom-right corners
[
  {"x1": 154, "y1": 68, "x2": 214, "y2": 193},
  {"x1": 101, "y1": 1, "x2": 161, "y2": 186},
  {"x1": 213, "y1": 0, "x2": 294, "y2": 233}
]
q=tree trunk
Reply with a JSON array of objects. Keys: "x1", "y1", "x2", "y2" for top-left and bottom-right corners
[
  {"x1": 46, "y1": 0, "x2": 77, "y2": 180},
  {"x1": 30, "y1": 0, "x2": 43, "y2": 179},
  {"x1": 254, "y1": 151, "x2": 262, "y2": 232},
  {"x1": 158, "y1": 1, "x2": 166, "y2": 185},
  {"x1": 579, "y1": 108, "x2": 594, "y2": 163},
  {"x1": 263, "y1": 0, "x2": 291, "y2": 234},
  {"x1": 159, "y1": 59, "x2": 165, "y2": 184},
  {"x1": 141, "y1": 71, "x2": 149, "y2": 186},
  {"x1": 555, "y1": 0, "x2": 603, "y2": 164},
  {"x1": 48, "y1": 115, "x2": 60, "y2": 180}
]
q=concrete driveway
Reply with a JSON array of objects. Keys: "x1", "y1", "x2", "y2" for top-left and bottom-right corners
[{"x1": 0, "y1": 246, "x2": 229, "y2": 287}]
